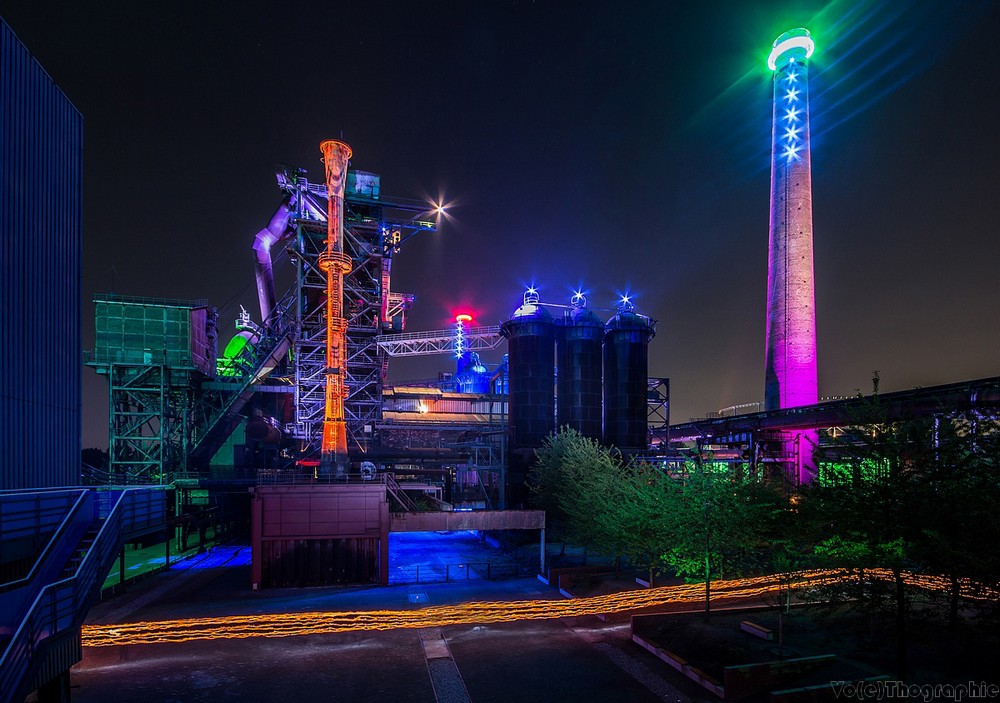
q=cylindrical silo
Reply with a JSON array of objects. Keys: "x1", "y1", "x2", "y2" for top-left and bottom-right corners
[
  {"x1": 500, "y1": 289, "x2": 556, "y2": 507},
  {"x1": 556, "y1": 293, "x2": 604, "y2": 440},
  {"x1": 603, "y1": 298, "x2": 655, "y2": 454},
  {"x1": 500, "y1": 289, "x2": 556, "y2": 449}
]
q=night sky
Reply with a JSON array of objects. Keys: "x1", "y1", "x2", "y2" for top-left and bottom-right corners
[{"x1": 3, "y1": 1, "x2": 998, "y2": 450}]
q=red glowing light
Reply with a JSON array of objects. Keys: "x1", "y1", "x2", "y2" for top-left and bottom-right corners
[{"x1": 455, "y1": 313, "x2": 473, "y2": 324}]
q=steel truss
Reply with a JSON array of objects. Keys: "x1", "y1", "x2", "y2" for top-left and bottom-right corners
[
  {"x1": 277, "y1": 170, "x2": 435, "y2": 455},
  {"x1": 107, "y1": 363, "x2": 189, "y2": 484},
  {"x1": 375, "y1": 326, "x2": 504, "y2": 357},
  {"x1": 646, "y1": 377, "x2": 670, "y2": 445}
]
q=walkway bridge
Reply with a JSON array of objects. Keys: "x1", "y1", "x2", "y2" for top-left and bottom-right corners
[{"x1": 670, "y1": 375, "x2": 1000, "y2": 444}]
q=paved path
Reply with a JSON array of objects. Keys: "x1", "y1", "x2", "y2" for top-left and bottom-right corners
[
  {"x1": 73, "y1": 533, "x2": 724, "y2": 702},
  {"x1": 75, "y1": 565, "x2": 713, "y2": 702}
]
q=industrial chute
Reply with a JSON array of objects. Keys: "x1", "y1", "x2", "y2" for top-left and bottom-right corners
[{"x1": 252, "y1": 193, "x2": 296, "y2": 329}]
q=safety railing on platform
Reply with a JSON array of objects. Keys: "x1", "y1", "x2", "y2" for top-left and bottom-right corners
[
  {"x1": 255, "y1": 469, "x2": 388, "y2": 486},
  {"x1": 94, "y1": 488, "x2": 168, "y2": 539},
  {"x1": 252, "y1": 471, "x2": 420, "y2": 511},
  {"x1": 0, "y1": 489, "x2": 85, "y2": 557},
  {"x1": 0, "y1": 488, "x2": 166, "y2": 703},
  {"x1": 0, "y1": 490, "x2": 89, "y2": 595},
  {"x1": 383, "y1": 473, "x2": 417, "y2": 512},
  {"x1": 390, "y1": 560, "x2": 533, "y2": 585}
]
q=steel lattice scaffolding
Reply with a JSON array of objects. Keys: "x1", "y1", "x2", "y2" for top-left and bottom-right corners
[
  {"x1": 647, "y1": 377, "x2": 670, "y2": 446},
  {"x1": 106, "y1": 363, "x2": 173, "y2": 483},
  {"x1": 87, "y1": 295, "x2": 219, "y2": 483},
  {"x1": 276, "y1": 168, "x2": 436, "y2": 455}
]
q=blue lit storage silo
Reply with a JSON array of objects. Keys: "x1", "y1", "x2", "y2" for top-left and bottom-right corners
[
  {"x1": 603, "y1": 298, "x2": 655, "y2": 454},
  {"x1": 500, "y1": 290, "x2": 556, "y2": 507},
  {"x1": 500, "y1": 289, "x2": 556, "y2": 448},
  {"x1": 556, "y1": 293, "x2": 604, "y2": 440}
]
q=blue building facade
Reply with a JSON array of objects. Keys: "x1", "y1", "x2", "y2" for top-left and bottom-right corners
[{"x1": 1, "y1": 18, "x2": 83, "y2": 489}]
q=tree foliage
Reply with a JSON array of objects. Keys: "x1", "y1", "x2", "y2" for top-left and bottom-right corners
[
  {"x1": 531, "y1": 429, "x2": 784, "y2": 604},
  {"x1": 660, "y1": 457, "x2": 784, "y2": 618},
  {"x1": 801, "y1": 396, "x2": 1000, "y2": 676},
  {"x1": 529, "y1": 401, "x2": 1000, "y2": 645}
]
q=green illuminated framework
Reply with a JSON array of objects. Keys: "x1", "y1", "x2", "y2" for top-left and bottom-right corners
[{"x1": 88, "y1": 295, "x2": 218, "y2": 483}]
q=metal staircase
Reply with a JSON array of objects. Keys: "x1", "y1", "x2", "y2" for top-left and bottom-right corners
[
  {"x1": 0, "y1": 487, "x2": 167, "y2": 703},
  {"x1": 383, "y1": 473, "x2": 417, "y2": 513}
]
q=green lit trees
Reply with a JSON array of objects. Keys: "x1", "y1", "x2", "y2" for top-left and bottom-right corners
[
  {"x1": 531, "y1": 428, "x2": 676, "y2": 576},
  {"x1": 531, "y1": 429, "x2": 783, "y2": 600},
  {"x1": 661, "y1": 457, "x2": 783, "y2": 620},
  {"x1": 802, "y1": 394, "x2": 1000, "y2": 677},
  {"x1": 531, "y1": 428, "x2": 622, "y2": 562}
]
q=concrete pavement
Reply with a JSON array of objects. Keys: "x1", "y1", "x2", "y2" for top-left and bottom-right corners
[{"x1": 68, "y1": 535, "x2": 707, "y2": 703}]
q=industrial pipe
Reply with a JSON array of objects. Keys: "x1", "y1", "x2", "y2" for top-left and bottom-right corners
[{"x1": 252, "y1": 194, "x2": 296, "y2": 327}]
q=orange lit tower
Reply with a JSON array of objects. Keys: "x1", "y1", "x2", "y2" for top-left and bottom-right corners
[{"x1": 319, "y1": 139, "x2": 353, "y2": 475}]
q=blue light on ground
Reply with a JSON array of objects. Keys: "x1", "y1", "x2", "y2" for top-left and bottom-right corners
[
  {"x1": 389, "y1": 530, "x2": 505, "y2": 585},
  {"x1": 160, "y1": 535, "x2": 506, "y2": 582},
  {"x1": 170, "y1": 545, "x2": 251, "y2": 570}
]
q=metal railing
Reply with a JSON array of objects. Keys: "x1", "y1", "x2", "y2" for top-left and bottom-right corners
[
  {"x1": 0, "y1": 490, "x2": 90, "y2": 596},
  {"x1": 375, "y1": 325, "x2": 503, "y2": 357},
  {"x1": 0, "y1": 489, "x2": 85, "y2": 550},
  {"x1": 92, "y1": 293, "x2": 209, "y2": 309},
  {"x1": 0, "y1": 488, "x2": 166, "y2": 703},
  {"x1": 391, "y1": 560, "x2": 533, "y2": 585},
  {"x1": 255, "y1": 469, "x2": 388, "y2": 487},
  {"x1": 252, "y1": 471, "x2": 419, "y2": 512},
  {"x1": 383, "y1": 474, "x2": 417, "y2": 512}
]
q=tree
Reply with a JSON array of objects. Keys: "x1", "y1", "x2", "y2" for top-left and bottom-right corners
[
  {"x1": 660, "y1": 455, "x2": 780, "y2": 621},
  {"x1": 909, "y1": 410, "x2": 1000, "y2": 627},
  {"x1": 802, "y1": 393, "x2": 937, "y2": 678},
  {"x1": 530, "y1": 427, "x2": 576, "y2": 553},
  {"x1": 594, "y1": 459, "x2": 676, "y2": 585},
  {"x1": 531, "y1": 428, "x2": 622, "y2": 562},
  {"x1": 531, "y1": 429, "x2": 680, "y2": 580}
]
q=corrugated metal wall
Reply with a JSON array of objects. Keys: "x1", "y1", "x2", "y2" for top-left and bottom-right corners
[{"x1": 1, "y1": 19, "x2": 83, "y2": 489}]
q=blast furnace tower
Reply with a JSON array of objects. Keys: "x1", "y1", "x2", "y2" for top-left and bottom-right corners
[{"x1": 764, "y1": 28, "x2": 818, "y2": 482}]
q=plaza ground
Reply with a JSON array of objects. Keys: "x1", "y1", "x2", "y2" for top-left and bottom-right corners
[{"x1": 62, "y1": 533, "x2": 710, "y2": 702}]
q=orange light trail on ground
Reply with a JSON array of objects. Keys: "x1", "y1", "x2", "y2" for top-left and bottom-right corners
[
  {"x1": 80, "y1": 569, "x2": 996, "y2": 648},
  {"x1": 81, "y1": 571, "x2": 835, "y2": 647}
]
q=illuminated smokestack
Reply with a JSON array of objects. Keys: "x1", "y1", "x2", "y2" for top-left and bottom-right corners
[
  {"x1": 319, "y1": 139, "x2": 353, "y2": 476},
  {"x1": 765, "y1": 29, "x2": 818, "y2": 482}
]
